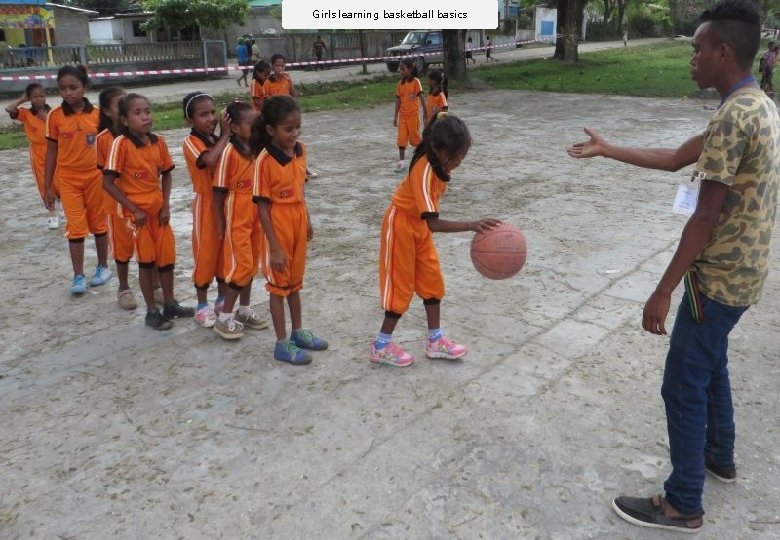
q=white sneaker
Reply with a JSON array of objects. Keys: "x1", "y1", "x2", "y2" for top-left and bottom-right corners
[
  {"x1": 47, "y1": 213, "x2": 59, "y2": 230},
  {"x1": 394, "y1": 160, "x2": 406, "y2": 173},
  {"x1": 55, "y1": 200, "x2": 66, "y2": 223}
]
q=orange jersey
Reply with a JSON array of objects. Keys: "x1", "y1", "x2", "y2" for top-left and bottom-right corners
[
  {"x1": 214, "y1": 142, "x2": 255, "y2": 194},
  {"x1": 13, "y1": 107, "x2": 49, "y2": 195},
  {"x1": 396, "y1": 77, "x2": 423, "y2": 117},
  {"x1": 104, "y1": 133, "x2": 175, "y2": 196},
  {"x1": 390, "y1": 153, "x2": 448, "y2": 219},
  {"x1": 263, "y1": 76, "x2": 293, "y2": 97},
  {"x1": 45, "y1": 99, "x2": 100, "y2": 173},
  {"x1": 183, "y1": 131, "x2": 217, "y2": 195},
  {"x1": 252, "y1": 142, "x2": 307, "y2": 204},
  {"x1": 251, "y1": 79, "x2": 266, "y2": 111},
  {"x1": 95, "y1": 128, "x2": 117, "y2": 170},
  {"x1": 425, "y1": 91, "x2": 448, "y2": 124}
]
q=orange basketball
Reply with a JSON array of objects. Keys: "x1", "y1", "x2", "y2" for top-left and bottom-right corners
[{"x1": 470, "y1": 223, "x2": 527, "y2": 280}]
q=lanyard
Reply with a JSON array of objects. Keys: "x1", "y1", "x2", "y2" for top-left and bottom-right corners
[{"x1": 719, "y1": 75, "x2": 757, "y2": 108}]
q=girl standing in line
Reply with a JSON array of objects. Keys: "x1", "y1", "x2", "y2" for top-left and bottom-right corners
[
  {"x1": 212, "y1": 101, "x2": 269, "y2": 339},
  {"x1": 4, "y1": 83, "x2": 57, "y2": 229},
  {"x1": 251, "y1": 96, "x2": 327, "y2": 365},
  {"x1": 182, "y1": 92, "x2": 232, "y2": 328},
  {"x1": 103, "y1": 93, "x2": 194, "y2": 329},
  {"x1": 44, "y1": 65, "x2": 111, "y2": 295}
]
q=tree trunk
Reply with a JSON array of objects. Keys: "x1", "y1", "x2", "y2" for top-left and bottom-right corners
[
  {"x1": 563, "y1": 0, "x2": 579, "y2": 63},
  {"x1": 616, "y1": 0, "x2": 627, "y2": 34},
  {"x1": 442, "y1": 29, "x2": 467, "y2": 82}
]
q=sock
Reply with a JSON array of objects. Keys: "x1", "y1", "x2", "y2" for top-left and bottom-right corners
[
  {"x1": 218, "y1": 311, "x2": 232, "y2": 322},
  {"x1": 147, "y1": 308, "x2": 158, "y2": 315},
  {"x1": 374, "y1": 331, "x2": 392, "y2": 350},
  {"x1": 428, "y1": 328, "x2": 443, "y2": 342},
  {"x1": 238, "y1": 304, "x2": 251, "y2": 316},
  {"x1": 215, "y1": 294, "x2": 225, "y2": 304},
  {"x1": 277, "y1": 338, "x2": 289, "y2": 346},
  {"x1": 291, "y1": 328, "x2": 303, "y2": 338},
  {"x1": 196, "y1": 302, "x2": 208, "y2": 311}
]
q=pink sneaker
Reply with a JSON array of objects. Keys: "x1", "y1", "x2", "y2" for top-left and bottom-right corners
[
  {"x1": 195, "y1": 305, "x2": 217, "y2": 328},
  {"x1": 424, "y1": 336, "x2": 468, "y2": 360},
  {"x1": 369, "y1": 342, "x2": 414, "y2": 367}
]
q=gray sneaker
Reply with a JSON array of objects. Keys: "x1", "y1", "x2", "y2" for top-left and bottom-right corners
[
  {"x1": 235, "y1": 307, "x2": 268, "y2": 330},
  {"x1": 214, "y1": 316, "x2": 245, "y2": 340}
]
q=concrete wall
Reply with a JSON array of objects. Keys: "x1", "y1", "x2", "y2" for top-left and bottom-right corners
[{"x1": 51, "y1": 6, "x2": 91, "y2": 46}]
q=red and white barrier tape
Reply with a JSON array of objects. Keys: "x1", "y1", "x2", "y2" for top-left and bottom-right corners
[{"x1": 0, "y1": 37, "x2": 558, "y2": 81}]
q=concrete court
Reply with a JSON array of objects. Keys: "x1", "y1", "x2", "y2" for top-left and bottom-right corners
[{"x1": 0, "y1": 86, "x2": 778, "y2": 538}]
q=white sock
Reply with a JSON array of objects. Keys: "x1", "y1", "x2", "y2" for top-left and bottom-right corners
[
  {"x1": 238, "y1": 304, "x2": 251, "y2": 316},
  {"x1": 218, "y1": 311, "x2": 232, "y2": 322}
]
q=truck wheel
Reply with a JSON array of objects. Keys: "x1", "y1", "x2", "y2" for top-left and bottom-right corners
[{"x1": 386, "y1": 62, "x2": 398, "y2": 72}]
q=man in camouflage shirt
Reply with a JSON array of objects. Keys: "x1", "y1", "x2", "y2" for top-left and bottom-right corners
[{"x1": 567, "y1": 0, "x2": 778, "y2": 532}]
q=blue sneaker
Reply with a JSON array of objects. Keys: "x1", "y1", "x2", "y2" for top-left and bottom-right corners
[
  {"x1": 274, "y1": 341, "x2": 312, "y2": 365},
  {"x1": 89, "y1": 265, "x2": 112, "y2": 287},
  {"x1": 291, "y1": 329, "x2": 328, "y2": 351},
  {"x1": 70, "y1": 275, "x2": 87, "y2": 295}
]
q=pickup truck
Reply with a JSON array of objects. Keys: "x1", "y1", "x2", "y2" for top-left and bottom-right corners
[{"x1": 385, "y1": 30, "x2": 444, "y2": 73}]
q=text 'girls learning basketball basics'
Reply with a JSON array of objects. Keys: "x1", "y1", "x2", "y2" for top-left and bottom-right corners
[{"x1": 372, "y1": 113, "x2": 501, "y2": 367}]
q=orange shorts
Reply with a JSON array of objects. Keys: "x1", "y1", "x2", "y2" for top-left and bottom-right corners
[
  {"x1": 123, "y1": 190, "x2": 175, "y2": 267},
  {"x1": 397, "y1": 114, "x2": 421, "y2": 148},
  {"x1": 221, "y1": 193, "x2": 262, "y2": 288},
  {"x1": 259, "y1": 202, "x2": 307, "y2": 297},
  {"x1": 107, "y1": 212, "x2": 135, "y2": 263},
  {"x1": 56, "y1": 169, "x2": 107, "y2": 240},
  {"x1": 29, "y1": 145, "x2": 47, "y2": 200},
  {"x1": 192, "y1": 192, "x2": 224, "y2": 287},
  {"x1": 379, "y1": 205, "x2": 444, "y2": 315}
]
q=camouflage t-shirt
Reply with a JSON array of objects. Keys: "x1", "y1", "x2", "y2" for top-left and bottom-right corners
[{"x1": 692, "y1": 87, "x2": 780, "y2": 306}]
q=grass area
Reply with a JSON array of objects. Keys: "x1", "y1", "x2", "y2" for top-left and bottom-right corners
[{"x1": 475, "y1": 40, "x2": 700, "y2": 97}]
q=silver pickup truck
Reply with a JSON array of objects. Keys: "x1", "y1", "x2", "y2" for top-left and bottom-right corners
[{"x1": 385, "y1": 30, "x2": 444, "y2": 73}]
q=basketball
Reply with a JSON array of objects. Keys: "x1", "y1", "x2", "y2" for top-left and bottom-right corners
[{"x1": 470, "y1": 223, "x2": 527, "y2": 280}]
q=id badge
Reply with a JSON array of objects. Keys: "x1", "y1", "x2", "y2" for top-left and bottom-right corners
[
  {"x1": 672, "y1": 174, "x2": 701, "y2": 215},
  {"x1": 86, "y1": 132, "x2": 96, "y2": 146}
]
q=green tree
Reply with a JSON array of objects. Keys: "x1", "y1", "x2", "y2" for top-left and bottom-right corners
[
  {"x1": 61, "y1": 0, "x2": 131, "y2": 15},
  {"x1": 140, "y1": 0, "x2": 248, "y2": 31}
]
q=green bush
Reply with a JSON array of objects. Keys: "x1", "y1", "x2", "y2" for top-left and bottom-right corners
[
  {"x1": 628, "y1": 14, "x2": 661, "y2": 37},
  {"x1": 586, "y1": 21, "x2": 622, "y2": 42}
]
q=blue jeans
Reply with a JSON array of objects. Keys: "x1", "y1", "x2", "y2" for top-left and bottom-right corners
[{"x1": 661, "y1": 291, "x2": 748, "y2": 515}]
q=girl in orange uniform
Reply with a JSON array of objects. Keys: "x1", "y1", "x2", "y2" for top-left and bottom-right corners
[
  {"x1": 182, "y1": 92, "x2": 230, "y2": 328},
  {"x1": 212, "y1": 101, "x2": 268, "y2": 340},
  {"x1": 250, "y1": 60, "x2": 271, "y2": 113},
  {"x1": 103, "y1": 93, "x2": 194, "y2": 330},
  {"x1": 251, "y1": 96, "x2": 327, "y2": 365},
  {"x1": 371, "y1": 113, "x2": 500, "y2": 367},
  {"x1": 4, "y1": 83, "x2": 57, "y2": 229},
  {"x1": 425, "y1": 69, "x2": 448, "y2": 125},
  {"x1": 393, "y1": 58, "x2": 427, "y2": 173},
  {"x1": 44, "y1": 65, "x2": 111, "y2": 295},
  {"x1": 262, "y1": 54, "x2": 299, "y2": 98}
]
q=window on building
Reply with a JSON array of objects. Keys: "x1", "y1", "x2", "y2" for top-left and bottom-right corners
[{"x1": 132, "y1": 21, "x2": 147, "y2": 37}]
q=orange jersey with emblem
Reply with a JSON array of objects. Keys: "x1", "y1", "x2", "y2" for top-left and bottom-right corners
[
  {"x1": 396, "y1": 77, "x2": 423, "y2": 117},
  {"x1": 45, "y1": 100, "x2": 100, "y2": 173},
  {"x1": 183, "y1": 131, "x2": 217, "y2": 195},
  {"x1": 251, "y1": 79, "x2": 266, "y2": 111},
  {"x1": 263, "y1": 76, "x2": 293, "y2": 97},
  {"x1": 95, "y1": 128, "x2": 116, "y2": 171},
  {"x1": 214, "y1": 142, "x2": 255, "y2": 193},
  {"x1": 252, "y1": 142, "x2": 307, "y2": 204},
  {"x1": 390, "y1": 153, "x2": 448, "y2": 219},
  {"x1": 104, "y1": 133, "x2": 175, "y2": 196},
  {"x1": 425, "y1": 91, "x2": 448, "y2": 124}
]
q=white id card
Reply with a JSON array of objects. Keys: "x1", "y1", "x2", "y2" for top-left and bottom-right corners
[{"x1": 673, "y1": 178, "x2": 700, "y2": 215}]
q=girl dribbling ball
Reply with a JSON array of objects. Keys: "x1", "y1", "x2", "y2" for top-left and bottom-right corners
[{"x1": 371, "y1": 113, "x2": 500, "y2": 367}]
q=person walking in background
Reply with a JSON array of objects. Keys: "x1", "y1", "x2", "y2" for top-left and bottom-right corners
[
  {"x1": 465, "y1": 36, "x2": 476, "y2": 64},
  {"x1": 312, "y1": 35, "x2": 327, "y2": 70},
  {"x1": 235, "y1": 38, "x2": 250, "y2": 87},
  {"x1": 759, "y1": 41, "x2": 776, "y2": 93},
  {"x1": 250, "y1": 37, "x2": 261, "y2": 64},
  {"x1": 485, "y1": 36, "x2": 496, "y2": 62},
  {"x1": 569, "y1": 0, "x2": 779, "y2": 533}
]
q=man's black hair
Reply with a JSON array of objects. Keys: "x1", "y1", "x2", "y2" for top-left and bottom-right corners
[{"x1": 700, "y1": 0, "x2": 761, "y2": 70}]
